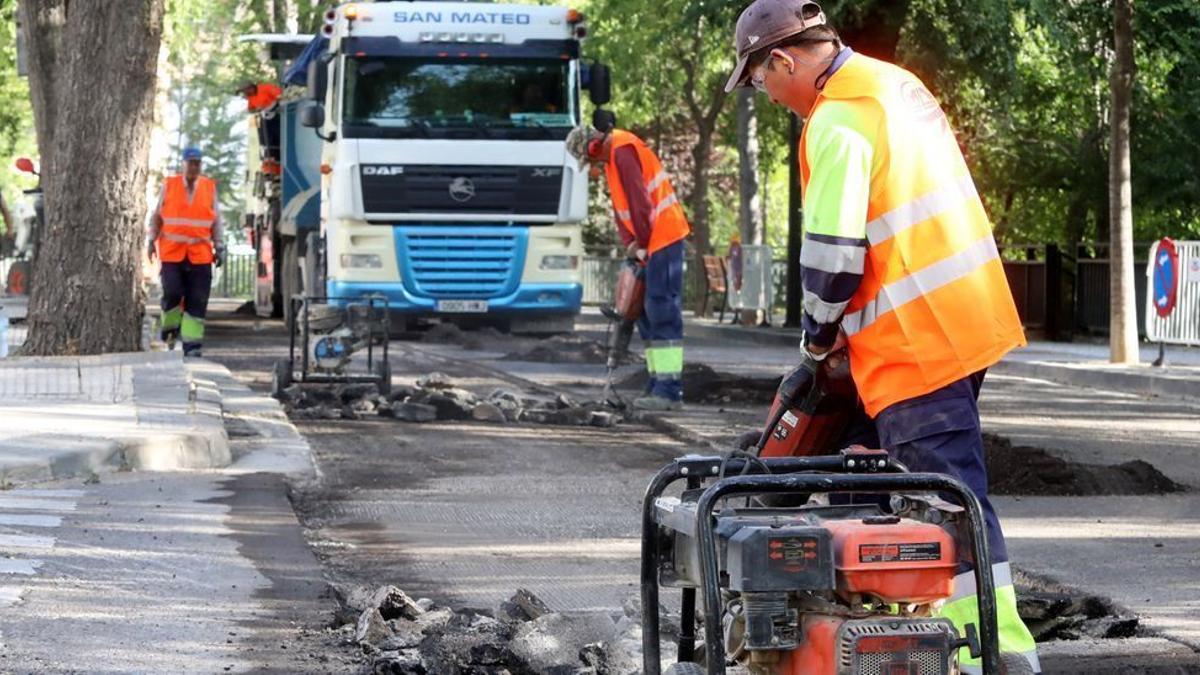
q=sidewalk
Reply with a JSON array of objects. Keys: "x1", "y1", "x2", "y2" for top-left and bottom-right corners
[
  {"x1": 685, "y1": 313, "x2": 1200, "y2": 401},
  {"x1": 0, "y1": 351, "x2": 230, "y2": 486}
]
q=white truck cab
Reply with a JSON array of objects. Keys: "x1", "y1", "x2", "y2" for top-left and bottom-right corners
[{"x1": 297, "y1": 1, "x2": 613, "y2": 331}]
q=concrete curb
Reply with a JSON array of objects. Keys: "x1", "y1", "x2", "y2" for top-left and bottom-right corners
[
  {"x1": 685, "y1": 319, "x2": 798, "y2": 349},
  {"x1": 186, "y1": 359, "x2": 318, "y2": 480},
  {"x1": 0, "y1": 352, "x2": 232, "y2": 488},
  {"x1": 992, "y1": 359, "x2": 1200, "y2": 402}
]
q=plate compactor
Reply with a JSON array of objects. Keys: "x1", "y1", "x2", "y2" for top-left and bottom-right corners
[{"x1": 640, "y1": 354, "x2": 1019, "y2": 675}]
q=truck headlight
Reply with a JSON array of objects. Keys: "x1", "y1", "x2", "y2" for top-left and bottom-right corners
[
  {"x1": 340, "y1": 254, "x2": 382, "y2": 269},
  {"x1": 540, "y1": 255, "x2": 579, "y2": 271}
]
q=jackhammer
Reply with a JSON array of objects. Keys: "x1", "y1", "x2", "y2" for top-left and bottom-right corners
[{"x1": 600, "y1": 257, "x2": 645, "y2": 407}]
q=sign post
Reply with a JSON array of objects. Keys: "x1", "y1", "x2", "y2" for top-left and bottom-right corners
[{"x1": 1149, "y1": 237, "x2": 1180, "y2": 367}]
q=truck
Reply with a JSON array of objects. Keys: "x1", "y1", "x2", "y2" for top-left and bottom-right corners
[{"x1": 243, "y1": 2, "x2": 613, "y2": 333}]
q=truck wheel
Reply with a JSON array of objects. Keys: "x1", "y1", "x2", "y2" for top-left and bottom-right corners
[
  {"x1": 664, "y1": 664, "x2": 704, "y2": 675},
  {"x1": 272, "y1": 359, "x2": 293, "y2": 398},
  {"x1": 281, "y1": 236, "x2": 300, "y2": 327},
  {"x1": 373, "y1": 360, "x2": 392, "y2": 397}
]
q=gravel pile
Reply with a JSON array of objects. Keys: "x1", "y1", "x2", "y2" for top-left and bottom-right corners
[{"x1": 332, "y1": 585, "x2": 645, "y2": 675}]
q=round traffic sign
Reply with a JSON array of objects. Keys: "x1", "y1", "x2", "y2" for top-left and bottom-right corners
[{"x1": 1152, "y1": 237, "x2": 1180, "y2": 318}]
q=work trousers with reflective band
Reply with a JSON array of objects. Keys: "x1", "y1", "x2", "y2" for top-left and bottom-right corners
[
  {"x1": 160, "y1": 260, "x2": 213, "y2": 355},
  {"x1": 637, "y1": 240, "x2": 684, "y2": 401},
  {"x1": 874, "y1": 373, "x2": 1040, "y2": 674}
]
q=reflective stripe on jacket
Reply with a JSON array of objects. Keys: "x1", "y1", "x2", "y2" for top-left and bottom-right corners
[
  {"x1": 799, "y1": 54, "x2": 1026, "y2": 417},
  {"x1": 604, "y1": 130, "x2": 691, "y2": 254},
  {"x1": 157, "y1": 175, "x2": 216, "y2": 264}
]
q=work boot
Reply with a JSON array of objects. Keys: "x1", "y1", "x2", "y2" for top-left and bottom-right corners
[
  {"x1": 632, "y1": 395, "x2": 683, "y2": 412},
  {"x1": 163, "y1": 331, "x2": 178, "y2": 351},
  {"x1": 183, "y1": 344, "x2": 203, "y2": 359}
]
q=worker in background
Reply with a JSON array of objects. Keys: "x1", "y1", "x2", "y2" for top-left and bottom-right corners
[
  {"x1": 567, "y1": 127, "x2": 690, "y2": 411},
  {"x1": 726, "y1": 1, "x2": 1038, "y2": 672},
  {"x1": 146, "y1": 147, "x2": 225, "y2": 358},
  {"x1": 238, "y1": 81, "x2": 282, "y2": 113}
]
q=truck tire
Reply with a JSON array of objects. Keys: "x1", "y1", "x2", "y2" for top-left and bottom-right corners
[{"x1": 281, "y1": 236, "x2": 300, "y2": 327}]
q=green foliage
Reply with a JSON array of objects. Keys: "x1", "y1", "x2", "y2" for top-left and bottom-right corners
[{"x1": 0, "y1": 0, "x2": 38, "y2": 226}]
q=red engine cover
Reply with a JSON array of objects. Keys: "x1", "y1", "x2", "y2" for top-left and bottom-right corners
[{"x1": 824, "y1": 518, "x2": 957, "y2": 604}]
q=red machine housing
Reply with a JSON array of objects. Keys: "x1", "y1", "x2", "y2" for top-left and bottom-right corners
[
  {"x1": 612, "y1": 259, "x2": 646, "y2": 322},
  {"x1": 759, "y1": 350, "x2": 858, "y2": 458}
]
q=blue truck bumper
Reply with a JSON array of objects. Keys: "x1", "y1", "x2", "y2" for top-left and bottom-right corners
[{"x1": 326, "y1": 281, "x2": 583, "y2": 316}]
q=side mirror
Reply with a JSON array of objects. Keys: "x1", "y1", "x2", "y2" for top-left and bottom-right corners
[
  {"x1": 588, "y1": 62, "x2": 611, "y2": 106},
  {"x1": 300, "y1": 102, "x2": 326, "y2": 129},
  {"x1": 306, "y1": 55, "x2": 330, "y2": 102},
  {"x1": 14, "y1": 157, "x2": 36, "y2": 175},
  {"x1": 592, "y1": 108, "x2": 617, "y2": 134}
]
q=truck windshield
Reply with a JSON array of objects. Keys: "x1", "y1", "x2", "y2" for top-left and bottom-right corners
[{"x1": 343, "y1": 57, "x2": 575, "y2": 140}]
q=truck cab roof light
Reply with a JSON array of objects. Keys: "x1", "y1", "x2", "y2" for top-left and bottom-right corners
[
  {"x1": 567, "y1": 9, "x2": 585, "y2": 24},
  {"x1": 343, "y1": 4, "x2": 360, "y2": 21}
]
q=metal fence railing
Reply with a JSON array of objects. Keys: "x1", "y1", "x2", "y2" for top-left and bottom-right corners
[{"x1": 212, "y1": 253, "x2": 256, "y2": 299}]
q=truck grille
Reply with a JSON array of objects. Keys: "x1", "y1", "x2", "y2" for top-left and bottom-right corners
[
  {"x1": 397, "y1": 228, "x2": 528, "y2": 299},
  {"x1": 362, "y1": 164, "x2": 562, "y2": 216}
]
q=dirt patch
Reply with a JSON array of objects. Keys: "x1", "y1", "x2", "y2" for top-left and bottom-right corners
[
  {"x1": 618, "y1": 363, "x2": 780, "y2": 404},
  {"x1": 1015, "y1": 568, "x2": 1141, "y2": 642},
  {"x1": 503, "y1": 334, "x2": 610, "y2": 364},
  {"x1": 985, "y1": 434, "x2": 1184, "y2": 496}
]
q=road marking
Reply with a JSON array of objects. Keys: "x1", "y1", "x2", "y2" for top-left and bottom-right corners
[
  {"x1": 0, "y1": 497, "x2": 77, "y2": 512},
  {"x1": 0, "y1": 514, "x2": 61, "y2": 528},
  {"x1": 0, "y1": 534, "x2": 54, "y2": 550},
  {"x1": 0, "y1": 559, "x2": 40, "y2": 575},
  {"x1": 0, "y1": 586, "x2": 22, "y2": 607},
  {"x1": 3, "y1": 489, "x2": 85, "y2": 499}
]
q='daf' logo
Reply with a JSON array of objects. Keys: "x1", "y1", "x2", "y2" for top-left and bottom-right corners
[
  {"x1": 449, "y1": 177, "x2": 476, "y2": 202},
  {"x1": 363, "y1": 166, "x2": 405, "y2": 176}
]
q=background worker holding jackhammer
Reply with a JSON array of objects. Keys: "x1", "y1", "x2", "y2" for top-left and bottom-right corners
[
  {"x1": 726, "y1": 1, "x2": 1039, "y2": 672},
  {"x1": 146, "y1": 147, "x2": 224, "y2": 358},
  {"x1": 568, "y1": 127, "x2": 690, "y2": 411}
]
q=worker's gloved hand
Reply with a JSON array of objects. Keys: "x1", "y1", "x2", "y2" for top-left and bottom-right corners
[
  {"x1": 145, "y1": 240, "x2": 156, "y2": 261},
  {"x1": 214, "y1": 244, "x2": 226, "y2": 268}
]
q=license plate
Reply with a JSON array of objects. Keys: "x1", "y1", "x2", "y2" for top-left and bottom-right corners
[{"x1": 436, "y1": 299, "x2": 489, "y2": 313}]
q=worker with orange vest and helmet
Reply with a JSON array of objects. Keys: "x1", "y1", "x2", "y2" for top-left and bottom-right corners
[
  {"x1": 567, "y1": 126, "x2": 691, "y2": 410},
  {"x1": 146, "y1": 147, "x2": 225, "y2": 357},
  {"x1": 237, "y1": 81, "x2": 283, "y2": 113},
  {"x1": 727, "y1": 1, "x2": 1039, "y2": 672}
]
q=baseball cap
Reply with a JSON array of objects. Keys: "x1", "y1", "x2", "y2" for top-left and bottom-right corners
[
  {"x1": 725, "y1": 0, "x2": 829, "y2": 93},
  {"x1": 566, "y1": 127, "x2": 606, "y2": 164},
  {"x1": 182, "y1": 147, "x2": 203, "y2": 162}
]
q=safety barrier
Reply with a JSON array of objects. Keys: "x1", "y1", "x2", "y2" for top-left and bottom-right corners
[{"x1": 1145, "y1": 240, "x2": 1200, "y2": 346}]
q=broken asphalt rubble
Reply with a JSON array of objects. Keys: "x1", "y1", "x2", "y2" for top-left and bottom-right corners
[
  {"x1": 275, "y1": 372, "x2": 623, "y2": 428},
  {"x1": 333, "y1": 585, "x2": 654, "y2": 675}
]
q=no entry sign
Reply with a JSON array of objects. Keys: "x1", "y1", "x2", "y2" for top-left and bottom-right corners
[{"x1": 1151, "y1": 237, "x2": 1180, "y2": 318}]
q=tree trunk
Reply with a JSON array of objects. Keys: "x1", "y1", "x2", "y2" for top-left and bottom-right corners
[
  {"x1": 737, "y1": 89, "x2": 764, "y2": 246},
  {"x1": 20, "y1": 0, "x2": 166, "y2": 356},
  {"x1": 1108, "y1": 0, "x2": 1137, "y2": 364},
  {"x1": 689, "y1": 127, "x2": 714, "y2": 313}
]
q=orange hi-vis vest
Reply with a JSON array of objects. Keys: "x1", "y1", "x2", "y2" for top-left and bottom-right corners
[
  {"x1": 604, "y1": 130, "x2": 691, "y2": 254},
  {"x1": 158, "y1": 175, "x2": 217, "y2": 265},
  {"x1": 800, "y1": 55, "x2": 1026, "y2": 417}
]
